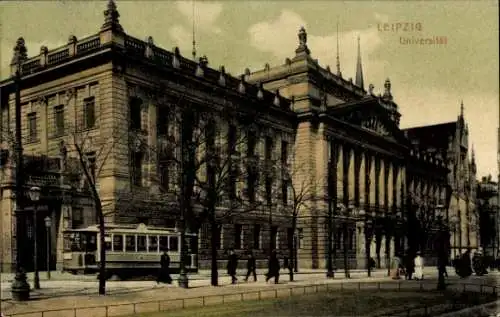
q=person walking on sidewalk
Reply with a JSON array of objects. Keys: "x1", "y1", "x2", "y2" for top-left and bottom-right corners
[
  {"x1": 414, "y1": 251, "x2": 424, "y2": 280},
  {"x1": 266, "y1": 249, "x2": 280, "y2": 284},
  {"x1": 157, "y1": 250, "x2": 172, "y2": 284},
  {"x1": 244, "y1": 251, "x2": 257, "y2": 282},
  {"x1": 404, "y1": 250, "x2": 415, "y2": 280},
  {"x1": 227, "y1": 248, "x2": 238, "y2": 284}
]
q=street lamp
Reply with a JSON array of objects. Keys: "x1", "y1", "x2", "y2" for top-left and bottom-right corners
[
  {"x1": 44, "y1": 216, "x2": 52, "y2": 280},
  {"x1": 28, "y1": 186, "x2": 41, "y2": 289},
  {"x1": 450, "y1": 215, "x2": 459, "y2": 259},
  {"x1": 10, "y1": 37, "x2": 31, "y2": 301}
]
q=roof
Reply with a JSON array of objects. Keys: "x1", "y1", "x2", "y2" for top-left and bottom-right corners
[{"x1": 402, "y1": 121, "x2": 457, "y2": 151}]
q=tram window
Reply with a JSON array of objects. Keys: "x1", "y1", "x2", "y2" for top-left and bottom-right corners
[
  {"x1": 113, "y1": 235, "x2": 124, "y2": 252},
  {"x1": 86, "y1": 234, "x2": 97, "y2": 251},
  {"x1": 159, "y1": 236, "x2": 169, "y2": 251},
  {"x1": 148, "y1": 236, "x2": 158, "y2": 252},
  {"x1": 169, "y1": 236, "x2": 179, "y2": 251},
  {"x1": 137, "y1": 235, "x2": 147, "y2": 252},
  {"x1": 125, "y1": 235, "x2": 136, "y2": 251},
  {"x1": 104, "y1": 235, "x2": 112, "y2": 251}
]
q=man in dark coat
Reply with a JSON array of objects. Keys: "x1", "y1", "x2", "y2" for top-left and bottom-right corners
[
  {"x1": 404, "y1": 251, "x2": 415, "y2": 280},
  {"x1": 244, "y1": 251, "x2": 257, "y2": 282},
  {"x1": 227, "y1": 248, "x2": 238, "y2": 284},
  {"x1": 157, "y1": 250, "x2": 172, "y2": 284},
  {"x1": 265, "y1": 249, "x2": 280, "y2": 284}
]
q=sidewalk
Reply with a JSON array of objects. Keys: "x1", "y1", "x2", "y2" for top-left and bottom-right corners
[
  {"x1": 0, "y1": 267, "x2": 467, "y2": 316},
  {"x1": 0, "y1": 268, "x2": 377, "y2": 282}
]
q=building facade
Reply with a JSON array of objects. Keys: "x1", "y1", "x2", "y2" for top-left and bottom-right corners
[
  {"x1": 403, "y1": 106, "x2": 479, "y2": 258},
  {"x1": 0, "y1": 0, "x2": 478, "y2": 272},
  {"x1": 477, "y1": 175, "x2": 498, "y2": 258}
]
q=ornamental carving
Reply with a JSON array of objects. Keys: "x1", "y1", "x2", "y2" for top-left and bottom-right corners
[{"x1": 362, "y1": 116, "x2": 390, "y2": 136}]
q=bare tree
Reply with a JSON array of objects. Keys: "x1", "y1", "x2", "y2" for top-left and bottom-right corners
[
  {"x1": 123, "y1": 90, "x2": 266, "y2": 286},
  {"x1": 278, "y1": 163, "x2": 315, "y2": 282}
]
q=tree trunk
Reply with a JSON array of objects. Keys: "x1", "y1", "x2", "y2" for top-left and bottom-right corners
[
  {"x1": 365, "y1": 229, "x2": 371, "y2": 277},
  {"x1": 210, "y1": 209, "x2": 218, "y2": 286},
  {"x1": 96, "y1": 201, "x2": 106, "y2": 295},
  {"x1": 343, "y1": 223, "x2": 350, "y2": 278}
]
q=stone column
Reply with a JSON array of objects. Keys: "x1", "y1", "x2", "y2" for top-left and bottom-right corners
[
  {"x1": 348, "y1": 148, "x2": 355, "y2": 204},
  {"x1": 359, "y1": 153, "x2": 366, "y2": 206},
  {"x1": 337, "y1": 144, "x2": 344, "y2": 203},
  {"x1": 356, "y1": 222, "x2": 366, "y2": 269},
  {"x1": 379, "y1": 159, "x2": 385, "y2": 208},
  {"x1": 387, "y1": 163, "x2": 393, "y2": 209},
  {"x1": 369, "y1": 156, "x2": 376, "y2": 205}
]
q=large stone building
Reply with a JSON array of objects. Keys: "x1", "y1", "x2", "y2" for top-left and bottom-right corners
[
  {"x1": 403, "y1": 106, "x2": 479, "y2": 259},
  {"x1": 477, "y1": 175, "x2": 498, "y2": 257},
  {"x1": 0, "y1": 0, "x2": 478, "y2": 272}
]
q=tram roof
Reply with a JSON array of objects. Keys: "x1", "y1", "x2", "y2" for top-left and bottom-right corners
[{"x1": 63, "y1": 223, "x2": 179, "y2": 234}]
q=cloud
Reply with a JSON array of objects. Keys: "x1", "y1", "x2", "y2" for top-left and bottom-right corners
[
  {"x1": 247, "y1": 10, "x2": 385, "y2": 83},
  {"x1": 374, "y1": 12, "x2": 389, "y2": 23},
  {"x1": 175, "y1": 1, "x2": 223, "y2": 34}
]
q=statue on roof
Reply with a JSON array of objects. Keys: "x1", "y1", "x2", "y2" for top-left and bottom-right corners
[
  {"x1": 11, "y1": 37, "x2": 27, "y2": 66},
  {"x1": 298, "y1": 26, "x2": 307, "y2": 46}
]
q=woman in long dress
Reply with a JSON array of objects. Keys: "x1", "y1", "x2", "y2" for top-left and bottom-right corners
[{"x1": 414, "y1": 251, "x2": 424, "y2": 280}]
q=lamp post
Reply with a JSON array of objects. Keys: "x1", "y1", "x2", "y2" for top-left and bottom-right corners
[
  {"x1": 435, "y1": 204, "x2": 447, "y2": 290},
  {"x1": 44, "y1": 216, "x2": 52, "y2": 280},
  {"x1": 10, "y1": 37, "x2": 31, "y2": 301},
  {"x1": 28, "y1": 186, "x2": 41, "y2": 289}
]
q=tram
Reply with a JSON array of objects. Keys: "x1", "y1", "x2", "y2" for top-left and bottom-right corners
[{"x1": 62, "y1": 223, "x2": 198, "y2": 278}]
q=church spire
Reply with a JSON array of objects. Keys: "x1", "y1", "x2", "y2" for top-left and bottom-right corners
[
  {"x1": 336, "y1": 21, "x2": 341, "y2": 76},
  {"x1": 471, "y1": 144, "x2": 476, "y2": 164},
  {"x1": 101, "y1": 0, "x2": 123, "y2": 32},
  {"x1": 355, "y1": 35, "x2": 364, "y2": 90},
  {"x1": 460, "y1": 100, "x2": 464, "y2": 118},
  {"x1": 192, "y1": 0, "x2": 197, "y2": 61}
]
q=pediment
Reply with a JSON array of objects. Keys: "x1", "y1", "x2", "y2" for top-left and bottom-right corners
[{"x1": 361, "y1": 115, "x2": 390, "y2": 137}]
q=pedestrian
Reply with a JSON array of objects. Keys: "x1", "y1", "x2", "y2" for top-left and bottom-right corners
[
  {"x1": 227, "y1": 248, "x2": 238, "y2": 284},
  {"x1": 244, "y1": 250, "x2": 257, "y2": 282},
  {"x1": 156, "y1": 250, "x2": 172, "y2": 284},
  {"x1": 413, "y1": 251, "x2": 424, "y2": 280},
  {"x1": 266, "y1": 249, "x2": 280, "y2": 284},
  {"x1": 390, "y1": 254, "x2": 402, "y2": 280},
  {"x1": 404, "y1": 251, "x2": 414, "y2": 280}
]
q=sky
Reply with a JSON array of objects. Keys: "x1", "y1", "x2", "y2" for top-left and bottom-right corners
[{"x1": 1, "y1": 0, "x2": 498, "y2": 180}]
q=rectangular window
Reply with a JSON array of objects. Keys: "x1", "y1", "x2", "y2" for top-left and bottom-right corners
[
  {"x1": 159, "y1": 236, "x2": 169, "y2": 251},
  {"x1": 247, "y1": 131, "x2": 256, "y2": 157},
  {"x1": 247, "y1": 173, "x2": 256, "y2": 203},
  {"x1": 55, "y1": 105, "x2": 65, "y2": 136},
  {"x1": 228, "y1": 124, "x2": 237, "y2": 155},
  {"x1": 157, "y1": 107, "x2": 169, "y2": 136},
  {"x1": 72, "y1": 208, "x2": 83, "y2": 228},
  {"x1": 131, "y1": 152, "x2": 143, "y2": 186},
  {"x1": 84, "y1": 97, "x2": 95, "y2": 129},
  {"x1": 234, "y1": 224, "x2": 242, "y2": 249},
  {"x1": 130, "y1": 97, "x2": 142, "y2": 130},
  {"x1": 148, "y1": 236, "x2": 158, "y2": 252},
  {"x1": 265, "y1": 136, "x2": 273, "y2": 161},
  {"x1": 169, "y1": 236, "x2": 179, "y2": 251},
  {"x1": 27, "y1": 112, "x2": 37, "y2": 142},
  {"x1": 159, "y1": 163, "x2": 169, "y2": 191},
  {"x1": 253, "y1": 224, "x2": 261, "y2": 249},
  {"x1": 104, "y1": 235, "x2": 112, "y2": 251},
  {"x1": 265, "y1": 177, "x2": 272, "y2": 206},
  {"x1": 281, "y1": 141, "x2": 288, "y2": 165},
  {"x1": 137, "y1": 235, "x2": 147, "y2": 252},
  {"x1": 228, "y1": 169, "x2": 237, "y2": 200},
  {"x1": 271, "y1": 226, "x2": 278, "y2": 250},
  {"x1": 282, "y1": 180, "x2": 288, "y2": 206},
  {"x1": 112, "y1": 235, "x2": 123, "y2": 252},
  {"x1": 125, "y1": 235, "x2": 135, "y2": 251}
]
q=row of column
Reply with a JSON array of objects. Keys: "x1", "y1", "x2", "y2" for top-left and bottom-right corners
[{"x1": 329, "y1": 142, "x2": 405, "y2": 212}]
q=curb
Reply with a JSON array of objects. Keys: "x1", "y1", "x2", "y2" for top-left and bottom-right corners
[{"x1": 435, "y1": 299, "x2": 500, "y2": 317}]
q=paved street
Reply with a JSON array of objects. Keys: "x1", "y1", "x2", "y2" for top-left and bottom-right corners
[{"x1": 0, "y1": 267, "x2": 498, "y2": 316}]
